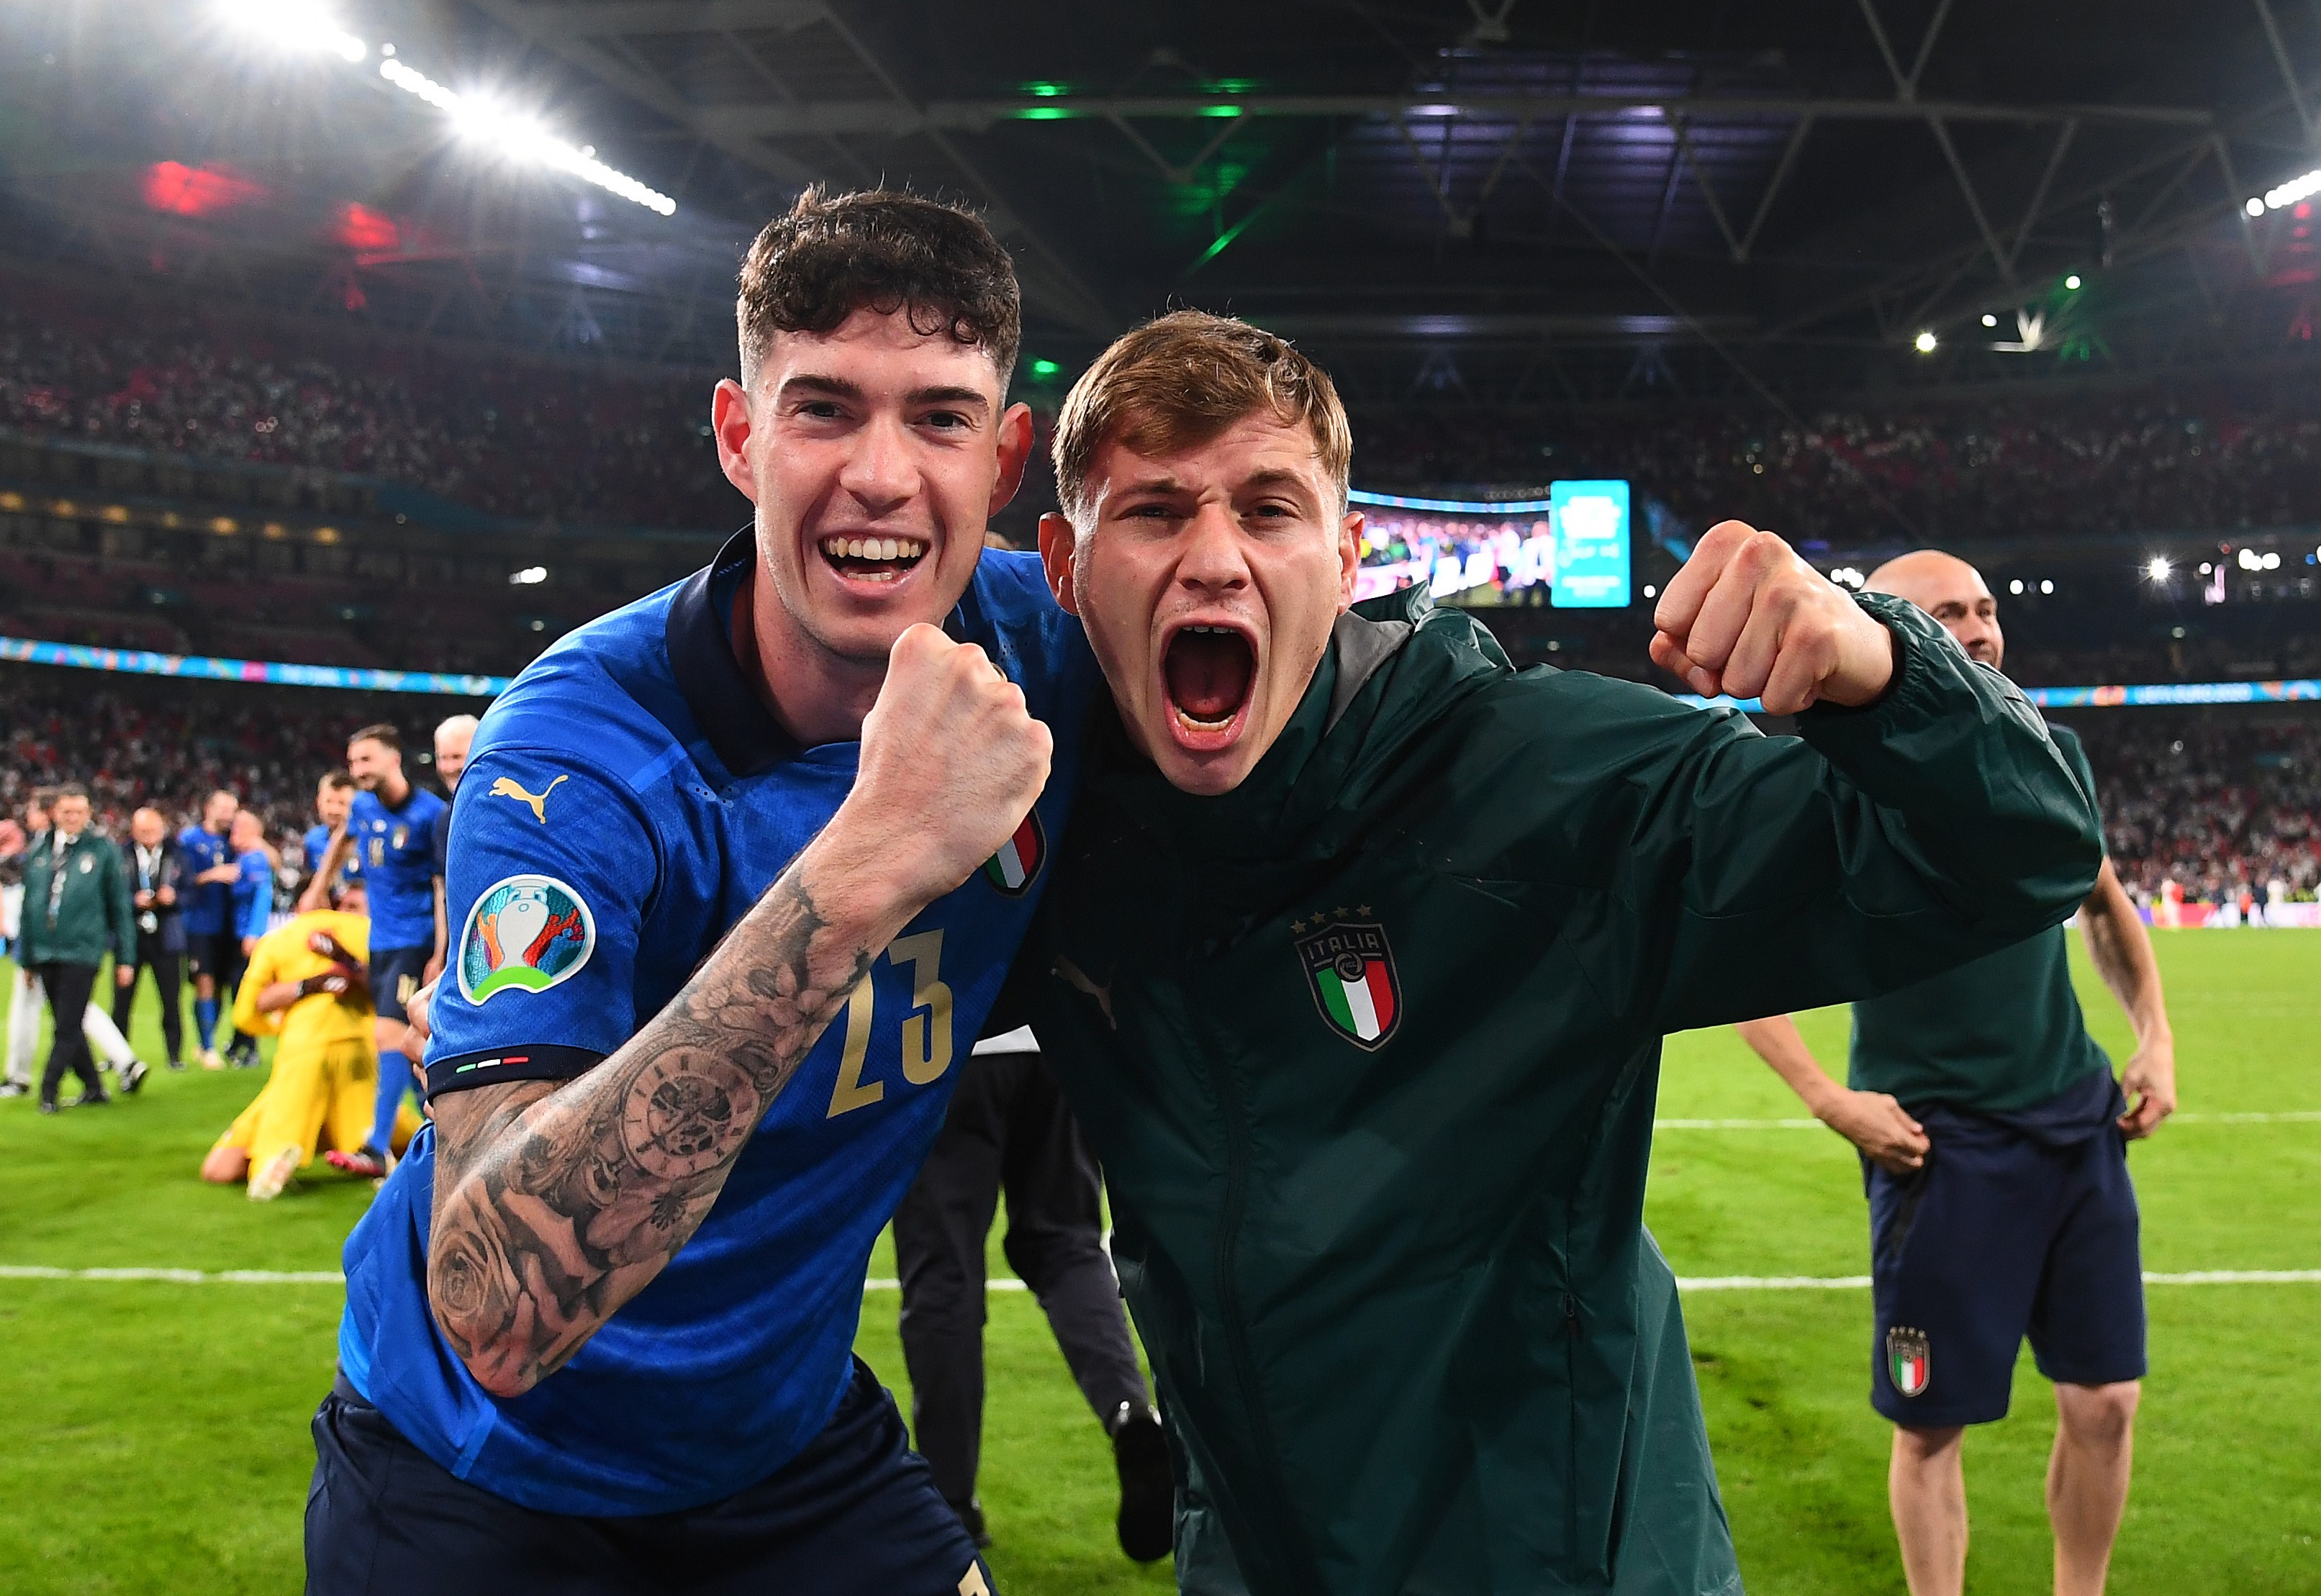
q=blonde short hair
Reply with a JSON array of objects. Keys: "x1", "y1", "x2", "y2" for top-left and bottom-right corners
[{"x1": 1051, "y1": 310, "x2": 1352, "y2": 525}]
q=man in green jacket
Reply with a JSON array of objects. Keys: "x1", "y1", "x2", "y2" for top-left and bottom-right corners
[
  {"x1": 18, "y1": 785, "x2": 137, "y2": 1113},
  {"x1": 1015, "y1": 312, "x2": 2105, "y2": 1595}
]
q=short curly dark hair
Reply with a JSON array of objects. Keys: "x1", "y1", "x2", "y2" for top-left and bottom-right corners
[{"x1": 736, "y1": 187, "x2": 1021, "y2": 389}]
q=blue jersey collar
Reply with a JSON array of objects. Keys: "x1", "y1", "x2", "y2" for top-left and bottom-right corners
[
  {"x1": 666, "y1": 527, "x2": 802, "y2": 779},
  {"x1": 666, "y1": 525, "x2": 1008, "y2": 779}
]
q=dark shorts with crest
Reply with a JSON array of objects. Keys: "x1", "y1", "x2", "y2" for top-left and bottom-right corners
[
  {"x1": 1865, "y1": 1067, "x2": 2146, "y2": 1428},
  {"x1": 367, "y1": 943, "x2": 432, "y2": 1025}
]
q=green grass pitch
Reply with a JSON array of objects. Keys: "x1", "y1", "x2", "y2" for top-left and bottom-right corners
[{"x1": 1, "y1": 932, "x2": 2315, "y2": 1592}]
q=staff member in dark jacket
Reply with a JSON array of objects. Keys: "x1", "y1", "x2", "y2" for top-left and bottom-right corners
[
  {"x1": 114, "y1": 806, "x2": 188, "y2": 1070},
  {"x1": 19, "y1": 786, "x2": 137, "y2": 1113},
  {"x1": 1016, "y1": 313, "x2": 2106, "y2": 1595}
]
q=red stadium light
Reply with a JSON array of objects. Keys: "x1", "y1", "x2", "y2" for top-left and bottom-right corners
[
  {"x1": 332, "y1": 202, "x2": 401, "y2": 252},
  {"x1": 142, "y1": 160, "x2": 268, "y2": 217}
]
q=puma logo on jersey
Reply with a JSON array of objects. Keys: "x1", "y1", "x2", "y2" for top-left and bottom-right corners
[{"x1": 490, "y1": 774, "x2": 569, "y2": 822}]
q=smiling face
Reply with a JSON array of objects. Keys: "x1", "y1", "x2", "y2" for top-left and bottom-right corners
[
  {"x1": 1042, "y1": 414, "x2": 1359, "y2": 795},
  {"x1": 315, "y1": 778, "x2": 352, "y2": 829},
  {"x1": 346, "y1": 737, "x2": 400, "y2": 794},
  {"x1": 50, "y1": 794, "x2": 90, "y2": 837},
  {"x1": 202, "y1": 789, "x2": 237, "y2": 833},
  {"x1": 712, "y1": 307, "x2": 1032, "y2": 676},
  {"x1": 230, "y1": 812, "x2": 263, "y2": 853}
]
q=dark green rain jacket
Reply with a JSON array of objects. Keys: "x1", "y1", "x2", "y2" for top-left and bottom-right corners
[{"x1": 1018, "y1": 588, "x2": 2104, "y2": 1596}]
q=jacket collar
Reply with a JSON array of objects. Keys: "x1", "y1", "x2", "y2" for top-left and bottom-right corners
[{"x1": 665, "y1": 527, "x2": 801, "y2": 779}]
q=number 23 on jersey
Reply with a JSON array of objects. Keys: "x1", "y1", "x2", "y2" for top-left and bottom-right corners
[{"x1": 826, "y1": 929, "x2": 954, "y2": 1117}]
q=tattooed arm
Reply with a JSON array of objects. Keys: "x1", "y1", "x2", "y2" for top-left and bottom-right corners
[{"x1": 425, "y1": 624, "x2": 1054, "y2": 1398}]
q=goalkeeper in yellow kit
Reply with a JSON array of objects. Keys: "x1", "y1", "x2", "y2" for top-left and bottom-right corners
[{"x1": 200, "y1": 881, "x2": 421, "y2": 1200}]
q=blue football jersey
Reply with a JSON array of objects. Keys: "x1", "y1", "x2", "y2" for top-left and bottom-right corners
[
  {"x1": 303, "y1": 822, "x2": 362, "y2": 893},
  {"x1": 231, "y1": 850, "x2": 273, "y2": 942},
  {"x1": 176, "y1": 824, "x2": 233, "y2": 935},
  {"x1": 349, "y1": 783, "x2": 445, "y2": 950},
  {"x1": 336, "y1": 534, "x2": 1098, "y2": 1515}
]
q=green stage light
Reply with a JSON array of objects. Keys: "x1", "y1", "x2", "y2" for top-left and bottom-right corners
[{"x1": 1030, "y1": 359, "x2": 1062, "y2": 379}]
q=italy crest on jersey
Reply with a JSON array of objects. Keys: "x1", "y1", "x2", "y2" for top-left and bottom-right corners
[
  {"x1": 459, "y1": 873, "x2": 596, "y2": 1005},
  {"x1": 1888, "y1": 1325, "x2": 1931, "y2": 1397},
  {"x1": 1297, "y1": 917, "x2": 1401, "y2": 1051},
  {"x1": 982, "y1": 810, "x2": 1045, "y2": 897}
]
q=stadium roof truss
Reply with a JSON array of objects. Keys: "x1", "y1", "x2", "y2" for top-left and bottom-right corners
[{"x1": 4, "y1": 0, "x2": 2318, "y2": 399}]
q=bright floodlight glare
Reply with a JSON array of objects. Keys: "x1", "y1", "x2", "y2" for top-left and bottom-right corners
[
  {"x1": 2146, "y1": 557, "x2": 2171, "y2": 581},
  {"x1": 2260, "y1": 166, "x2": 2321, "y2": 210},
  {"x1": 2064, "y1": 273, "x2": 2083, "y2": 290},
  {"x1": 215, "y1": 0, "x2": 366, "y2": 62},
  {"x1": 2263, "y1": 551, "x2": 2281, "y2": 571},
  {"x1": 379, "y1": 58, "x2": 676, "y2": 215},
  {"x1": 2009, "y1": 579, "x2": 2025, "y2": 594},
  {"x1": 1913, "y1": 330, "x2": 1937, "y2": 353},
  {"x1": 508, "y1": 566, "x2": 548, "y2": 586},
  {"x1": 2040, "y1": 579, "x2": 2055, "y2": 594},
  {"x1": 2247, "y1": 196, "x2": 2267, "y2": 217},
  {"x1": 1981, "y1": 312, "x2": 1998, "y2": 327}
]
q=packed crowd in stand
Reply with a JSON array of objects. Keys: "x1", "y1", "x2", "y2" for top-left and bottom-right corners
[
  {"x1": 0, "y1": 275, "x2": 741, "y2": 530},
  {"x1": 1353, "y1": 377, "x2": 2321, "y2": 545},
  {"x1": 2067, "y1": 714, "x2": 2321, "y2": 902},
  {"x1": 7, "y1": 268, "x2": 2321, "y2": 545}
]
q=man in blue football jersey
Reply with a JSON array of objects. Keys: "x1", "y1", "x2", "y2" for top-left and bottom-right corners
[
  {"x1": 298, "y1": 771, "x2": 361, "y2": 911},
  {"x1": 322, "y1": 723, "x2": 445, "y2": 1176},
  {"x1": 309, "y1": 189, "x2": 1089, "y2": 1595},
  {"x1": 225, "y1": 809, "x2": 277, "y2": 1066},
  {"x1": 178, "y1": 788, "x2": 247, "y2": 1071},
  {"x1": 421, "y1": 712, "x2": 478, "y2": 991}
]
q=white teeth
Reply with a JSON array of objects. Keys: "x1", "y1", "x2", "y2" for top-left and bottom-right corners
[
  {"x1": 820, "y1": 535, "x2": 928, "y2": 570},
  {"x1": 1173, "y1": 706, "x2": 1234, "y2": 732}
]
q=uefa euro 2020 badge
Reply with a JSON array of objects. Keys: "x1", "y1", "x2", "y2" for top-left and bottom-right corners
[
  {"x1": 458, "y1": 873, "x2": 596, "y2": 1005},
  {"x1": 1888, "y1": 1325, "x2": 1932, "y2": 1398}
]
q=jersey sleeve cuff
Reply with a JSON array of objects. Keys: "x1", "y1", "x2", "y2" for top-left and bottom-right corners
[{"x1": 425, "y1": 1043, "x2": 605, "y2": 1100}]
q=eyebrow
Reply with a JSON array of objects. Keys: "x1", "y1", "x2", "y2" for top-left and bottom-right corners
[{"x1": 777, "y1": 373, "x2": 991, "y2": 413}]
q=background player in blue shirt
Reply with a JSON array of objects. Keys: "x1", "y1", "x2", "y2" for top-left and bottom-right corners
[
  {"x1": 297, "y1": 771, "x2": 361, "y2": 913},
  {"x1": 223, "y1": 809, "x2": 278, "y2": 1069},
  {"x1": 310, "y1": 189, "x2": 1087, "y2": 1596},
  {"x1": 422, "y1": 712, "x2": 477, "y2": 992},
  {"x1": 177, "y1": 788, "x2": 245, "y2": 1070},
  {"x1": 325, "y1": 723, "x2": 445, "y2": 1177}
]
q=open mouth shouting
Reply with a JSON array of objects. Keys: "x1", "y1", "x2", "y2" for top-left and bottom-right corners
[
  {"x1": 818, "y1": 532, "x2": 931, "y2": 587},
  {"x1": 1160, "y1": 620, "x2": 1259, "y2": 752}
]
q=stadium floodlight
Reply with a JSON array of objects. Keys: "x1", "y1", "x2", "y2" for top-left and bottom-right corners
[
  {"x1": 2064, "y1": 273, "x2": 2083, "y2": 290},
  {"x1": 1981, "y1": 312, "x2": 1998, "y2": 327},
  {"x1": 2263, "y1": 552, "x2": 2281, "y2": 571},
  {"x1": 2040, "y1": 579, "x2": 2055, "y2": 594},
  {"x1": 379, "y1": 58, "x2": 676, "y2": 215},
  {"x1": 2146, "y1": 557, "x2": 2171, "y2": 581},
  {"x1": 214, "y1": 0, "x2": 366, "y2": 62},
  {"x1": 2247, "y1": 196, "x2": 2267, "y2": 217},
  {"x1": 2009, "y1": 579, "x2": 2025, "y2": 594},
  {"x1": 509, "y1": 566, "x2": 548, "y2": 585},
  {"x1": 1912, "y1": 330, "x2": 1938, "y2": 353},
  {"x1": 2257, "y1": 166, "x2": 2321, "y2": 212}
]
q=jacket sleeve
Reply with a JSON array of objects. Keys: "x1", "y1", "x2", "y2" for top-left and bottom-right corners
[
  {"x1": 107, "y1": 845, "x2": 136, "y2": 966},
  {"x1": 1531, "y1": 594, "x2": 2103, "y2": 1035}
]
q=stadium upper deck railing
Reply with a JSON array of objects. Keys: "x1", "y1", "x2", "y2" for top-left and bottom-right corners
[{"x1": 4, "y1": 633, "x2": 2318, "y2": 711}]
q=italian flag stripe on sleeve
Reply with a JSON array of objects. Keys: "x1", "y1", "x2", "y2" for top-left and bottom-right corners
[
  {"x1": 1317, "y1": 959, "x2": 1394, "y2": 1042},
  {"x1": 988, "y1": 815, "x2": 1038, "y2": 891}
]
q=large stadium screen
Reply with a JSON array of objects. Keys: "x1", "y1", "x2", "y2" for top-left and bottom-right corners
[
  {"x1": 1352, "y1": 481, "x2": 1632, "y2": 608},
  {"x1": 1548, "y1": 480, "x2": 1632, "y2": 609}
]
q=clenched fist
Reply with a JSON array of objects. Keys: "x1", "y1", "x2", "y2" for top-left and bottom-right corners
[
  {"x1": 839, "y1": 623, "x2": 1054, "y2": 905},
  {"x1": 1650, "y1": 522, "x2": 1897, "y2": 715}
]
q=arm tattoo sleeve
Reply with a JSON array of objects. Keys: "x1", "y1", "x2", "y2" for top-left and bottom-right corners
[{"x1": 426, "y1": 858, "x2": 883, "y2": 1397}]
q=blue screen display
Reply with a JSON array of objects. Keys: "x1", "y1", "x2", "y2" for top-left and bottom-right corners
[{"x1": 1549, "y1": 480, "x2": 1631, "y2": 609}]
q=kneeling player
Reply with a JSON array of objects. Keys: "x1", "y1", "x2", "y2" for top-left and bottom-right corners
[
  {"x1": 202, "y1": 884, "x2": 422, "y2": 1200},
  {"x1": 1734, "y1": 550, "x2": 2175, "y2": 1596},
  {"x1": 1013, "y1": 313, "x2": 2108, "y2": 1594}
]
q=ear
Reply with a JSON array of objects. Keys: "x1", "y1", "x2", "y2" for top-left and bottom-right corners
[
  {"x1": 1039, "y1": 512, "x2": 1081, "y2": 616},
  {"x1": 1336, "y1": 509, "x2": 1364, "y2": 614},
  {"x1": 989, "y1": 402, "x2": 1036, "y2": 516},
  {"x1": 712, "y1": 378, "x2": 757, "y2": 503}
]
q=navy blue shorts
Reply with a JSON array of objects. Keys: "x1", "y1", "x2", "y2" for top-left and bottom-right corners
[
  {"x1": 186, "y1": 930, "x2": 243, "y2": 987},
  {"x1": 367, "y1": 943, "x2": 431, "y2": 1024},
  {"x1": 1866, "y1": 1073, "x2": 2146, "y2": 1428},
  {"x1": 304, "y1": 1358, "x2": 995, "y2": 1595}
]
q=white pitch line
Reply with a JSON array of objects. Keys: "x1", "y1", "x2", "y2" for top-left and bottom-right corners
[
  {"x1": 6, "y1": 1267, "x2": 2315, "y2": 1292},
  {"x1": 1653, "y1": 1114, "x2": 2321, "y2": 1129}
]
